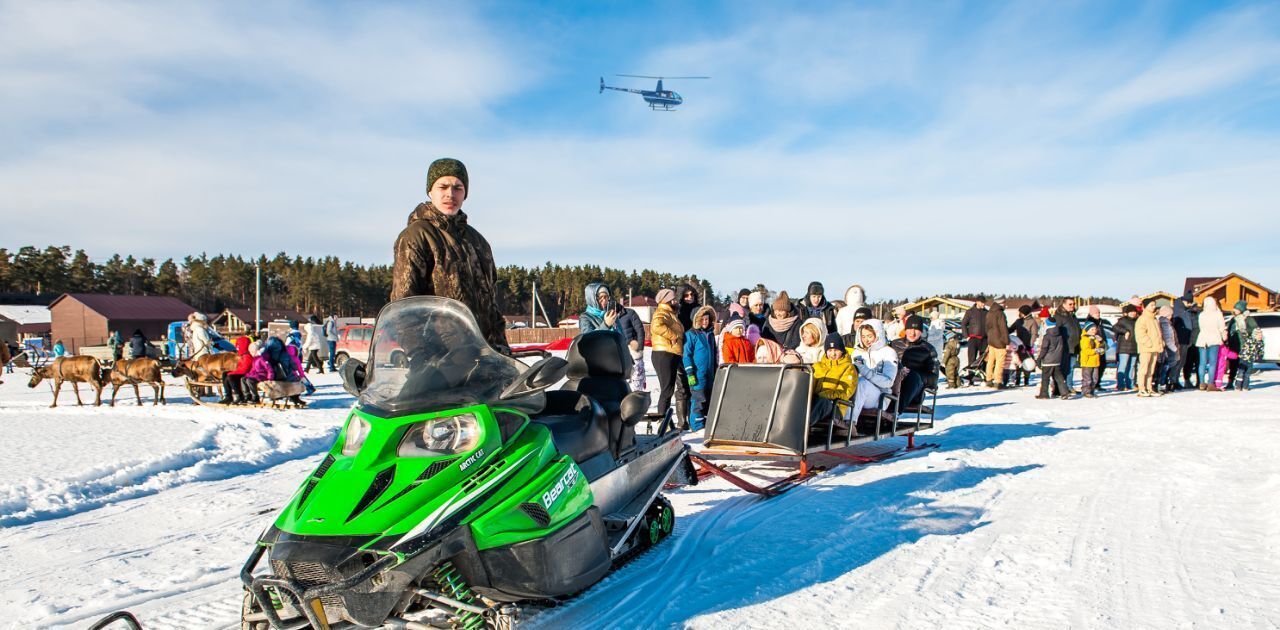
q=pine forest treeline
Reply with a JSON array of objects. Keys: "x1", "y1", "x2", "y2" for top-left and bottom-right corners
[{"x1": 0, "y1": 245, "x2": 715, "y2": 320}]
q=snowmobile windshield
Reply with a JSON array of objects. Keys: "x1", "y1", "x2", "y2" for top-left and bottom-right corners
[{"x1": 359, "y1": 297, "x2": 529, "y2": 417}]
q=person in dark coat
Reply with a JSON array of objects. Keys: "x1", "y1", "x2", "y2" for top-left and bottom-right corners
[
  {"x1": 984, "y1": 301, "x2": 1010, "y2": 388},
  {"x1": 1111, "y1": 305, "x2": 1139, "y2": 391},
  {"x1": 960, "y1": 297, "x2": 988, "y2": 371},
  {"x1": 390, "y1": 158, "x2": 510, "y2": 354},
  {"x1": 129, "y1": 329, "x2": 148, "y2": 359},
  {"x1": 676, "y1": 283, "x2": 700, "y2": 332},
  {"x1": 795, "y1": 281, "x2": 838, "y2": 333},
  {"x1": 616, "y1": 300, "x2": 647, "y2": 392},
  {"x1": 1054, "y1": 298, "x2": 1082, "y2": 392},
  {"x1": 889, "y1": 315, "x2": 938, "y2": 407},
  {"x1": 1171, "y1": 291, "x2": 1198, "y2": 389},
  {"x1": 1036, "y1": 319, "x2": 1070, "y2": 399}
]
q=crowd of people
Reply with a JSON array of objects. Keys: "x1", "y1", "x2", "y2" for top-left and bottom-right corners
[
  {"x1": 951, "y1": 292, "x2": 1266, "y2": 399},
  {"x1": 578, "y1": 281, "x2": 1270, "y2": 432},
  {"x1": 581, "y1": 281, "x2": 942, "y2": 431}
]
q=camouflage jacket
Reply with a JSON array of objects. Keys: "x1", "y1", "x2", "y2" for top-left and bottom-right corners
[{"x1": 391, "y1": 202, "x2": 510, "y2": 353}]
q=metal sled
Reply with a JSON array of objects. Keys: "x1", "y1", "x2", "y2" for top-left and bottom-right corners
[{"x1": 692, "y1": 363, "x2": 938, "y2": 497}]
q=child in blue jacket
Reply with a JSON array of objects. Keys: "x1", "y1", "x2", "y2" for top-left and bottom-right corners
[{"x1": 683, "y1": 305, "x2": 718, "y2": 431}]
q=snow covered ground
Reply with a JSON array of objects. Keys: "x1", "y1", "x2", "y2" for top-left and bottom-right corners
[{"x1": 1, "y1": 366, "x2": 1278, "y2": 629}]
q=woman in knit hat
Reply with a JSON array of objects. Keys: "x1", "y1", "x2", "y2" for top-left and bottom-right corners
[
  {"x1": 650, "y1": 288, "x2": 688, "y2": 426},
  {"x1": 747, "y1": 290, "x2": 769, "y2": 330},
  {"x1": 764, "y1": 291, "x2": 802, "y2": 350},
  {"x1": 390, "y1": 157, "x2": 509, "y2": 354}
]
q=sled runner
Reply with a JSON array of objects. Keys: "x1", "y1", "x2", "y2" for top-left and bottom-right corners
[{"x1": 692, "y1": 363, "x2": 938, "y2": 497}]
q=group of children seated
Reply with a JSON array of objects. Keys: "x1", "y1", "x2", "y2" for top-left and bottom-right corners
[
  {"x1": 703, "y1": 309, "x2": 939, "y2": 433},
  {"x1": 218, "y1": 332, "x2": 307, "y2": 406}
]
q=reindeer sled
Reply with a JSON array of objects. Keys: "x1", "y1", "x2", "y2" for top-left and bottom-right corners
[{"x1": 174, "y1": 354, "x2": 307, "y2": 409}]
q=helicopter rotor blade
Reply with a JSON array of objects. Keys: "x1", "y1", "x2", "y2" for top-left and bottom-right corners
[{"x1": 616, "y1": 74, "x2": 710, "y2": 80}]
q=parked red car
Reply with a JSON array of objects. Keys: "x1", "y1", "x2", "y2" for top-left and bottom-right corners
[{"x1": 333, "y1": 324, "x2": 374, "y2": 368}]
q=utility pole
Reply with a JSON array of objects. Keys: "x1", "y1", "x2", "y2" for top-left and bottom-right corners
[{"x1": 255, "y1": 262, "x2": 261, "y2": 333}]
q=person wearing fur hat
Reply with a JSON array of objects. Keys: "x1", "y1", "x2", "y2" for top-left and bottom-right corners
[
  {"x1": 890, "y1": 315, "x2": 938, "y2": 408},
  {"x1": 746, "y1": 291, "x2": 769, "y2": 330},
  {"x1": 391, "y1": 157, "x2": 509, "y2": 354},
  {"x1": 682, "y1": 305, "x2": 719, "y2": 431},
  {"x1": 811, "y1": 333, "x2": 857, "y2": 430},
  {"x1": 650, "y1": 288, "x2": 687, "y2": 425},
  {"x1": 795, "y1": 282, "x2": 837, "y2": 333},
  {"x1": 764, "y1": 291, "x2": 803, "y2": 350},
  {"x1": 721, "y1": 318, "x2": 754, "y2": 364}
]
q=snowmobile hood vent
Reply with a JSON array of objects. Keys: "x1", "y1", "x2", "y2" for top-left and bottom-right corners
[
  {"x1": 378, "y1": 457, "x2": 458, "y2": 507},
  {"x1": 347, "y1": 465, "x2": 396, "y2": 523},
  {"x1": 296, "y1": 454, "x2": 338, "y2": 508},
  {"x1": 519, "y1": 502, "x2": 551, "y2": 527}
]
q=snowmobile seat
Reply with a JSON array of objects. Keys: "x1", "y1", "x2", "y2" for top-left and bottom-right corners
[
  {"x1": 560, "y1": 330, "x2": 636, "y2": 455},
  {"x1": 533, "y1": 390, "x2": 611, "y2": 465}
]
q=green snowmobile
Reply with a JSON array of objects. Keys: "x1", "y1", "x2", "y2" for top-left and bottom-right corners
[{"x1": 240, "y1": 297, "x2": 691, "y2": 629}]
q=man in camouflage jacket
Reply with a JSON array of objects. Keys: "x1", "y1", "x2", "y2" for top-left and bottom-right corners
[{"x1": 391, "y1": 158, "x2": 510, "y2": 354}]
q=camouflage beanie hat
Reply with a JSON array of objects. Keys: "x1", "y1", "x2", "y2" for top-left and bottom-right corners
[{"x1": 426, "y1": 158, "x2": 470, "y2": 198}]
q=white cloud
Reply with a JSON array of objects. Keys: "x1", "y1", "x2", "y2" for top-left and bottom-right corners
[{"x1": 2, "y1": 1, "x2": 1279, "y2": 302}]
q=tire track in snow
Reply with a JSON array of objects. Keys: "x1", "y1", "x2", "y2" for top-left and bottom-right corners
[{"x1": 0, "y1": 418, "x2": 336, "y2": 526}]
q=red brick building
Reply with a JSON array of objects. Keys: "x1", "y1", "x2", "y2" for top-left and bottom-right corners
[{"x1": 49, "y1": 294, "x2": 198, "y2": 353}]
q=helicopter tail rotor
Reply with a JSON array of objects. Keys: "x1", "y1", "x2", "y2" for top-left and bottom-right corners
[{"x1": 599, "y1": 77, "x2": 605, "y2": 94}]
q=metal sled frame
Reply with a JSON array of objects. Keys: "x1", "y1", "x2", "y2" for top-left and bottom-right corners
[{"x1": 692, "y1": 364, "x2": 939, "y2": 497}]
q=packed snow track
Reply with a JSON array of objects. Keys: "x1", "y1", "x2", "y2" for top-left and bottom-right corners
[{"x1": 1, "y1": 370, "x2": 1278, "y2": 629}]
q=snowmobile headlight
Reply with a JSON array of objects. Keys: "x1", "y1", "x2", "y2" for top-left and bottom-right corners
[
  {"x1": 397, "y1": 413, "x2": 482, "y2": 457},
  {"x1": 342, "y1": 415, "x2": 372, "y2": 456}
]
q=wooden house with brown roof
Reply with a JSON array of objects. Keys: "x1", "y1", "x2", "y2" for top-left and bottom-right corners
[{"x1": 1183, "y1": 274, "x2": 1277, "y2": 311}]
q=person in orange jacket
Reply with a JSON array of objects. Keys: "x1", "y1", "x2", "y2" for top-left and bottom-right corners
[{"x1": 721, "y1": 318, "x2": 755, "y2": 364}]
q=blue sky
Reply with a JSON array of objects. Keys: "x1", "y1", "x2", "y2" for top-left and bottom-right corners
[{"x1": 3, "y1": 0, "x2": 1278, "y2": 300}]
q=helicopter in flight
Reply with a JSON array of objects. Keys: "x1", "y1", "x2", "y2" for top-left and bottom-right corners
[{"x1": 599, "y1": 74, "x2": 709, "y2": 111}]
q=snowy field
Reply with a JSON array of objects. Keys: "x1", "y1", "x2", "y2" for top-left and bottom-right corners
[{"x1": 1, "y1": 366, "x2": 1278, "y2": 629}]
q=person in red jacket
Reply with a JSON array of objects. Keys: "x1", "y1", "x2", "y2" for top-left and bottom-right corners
[
  {"x1": 221, "y1": 336, "x2": 256, "y2": 405},
  {"x1": 721, "y1": 318, "x2": 755, "y2": 364}
]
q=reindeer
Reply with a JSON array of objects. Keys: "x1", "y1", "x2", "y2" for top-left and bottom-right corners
[
  {"x1": 28, "y1": 356, "x2": 105, "y2": 408},
  {"x1": 105, "y1": 358, "x2": 167, "y2": 406},
  {"x1": 172, "y1": 354, "x2": 239, "y2": 399}
]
